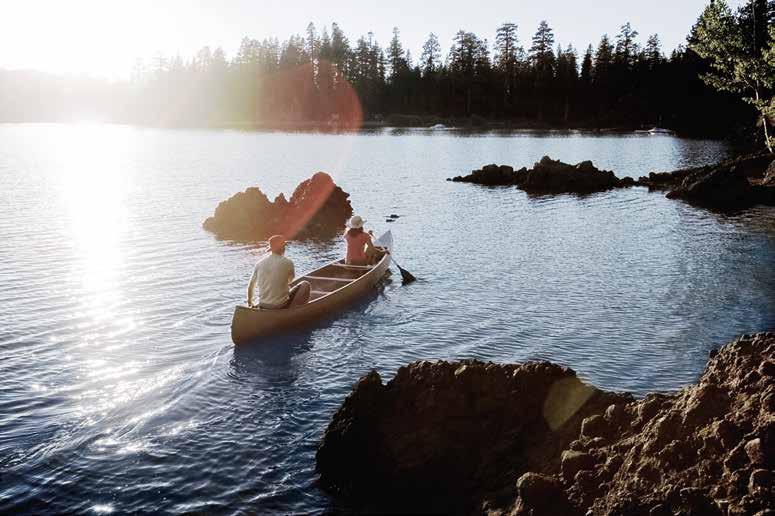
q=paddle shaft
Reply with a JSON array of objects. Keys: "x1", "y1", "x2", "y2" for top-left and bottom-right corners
[{"x1": 388, "y1": 254, "x2": 417, "y2": 283}]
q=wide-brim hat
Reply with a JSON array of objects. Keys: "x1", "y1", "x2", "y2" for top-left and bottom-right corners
[{"x1": 348, "y1": 215, "x2": 365, "y2": 229}]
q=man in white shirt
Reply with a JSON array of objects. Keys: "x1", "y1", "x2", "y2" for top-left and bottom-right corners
[{"x1": 247, "y1": 235, "x2": 310, "y2": 309}]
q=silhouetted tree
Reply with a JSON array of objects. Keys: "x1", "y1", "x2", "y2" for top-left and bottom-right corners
[{"x1": 690, "y1": 0, "x2": 774, "y2": 150}]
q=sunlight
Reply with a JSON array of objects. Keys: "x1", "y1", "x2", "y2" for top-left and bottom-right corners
[{"x1": 54, "y1": 125, "x2": 131, "y2": 310}]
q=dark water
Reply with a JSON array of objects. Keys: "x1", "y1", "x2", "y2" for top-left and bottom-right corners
[{"x1": 1, "y1": 124, "x2": 774, "y2": 513}]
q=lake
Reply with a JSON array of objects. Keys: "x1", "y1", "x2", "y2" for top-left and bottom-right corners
[{"x1": 1, "y1": 124, "x2": 773, "y2": 513}]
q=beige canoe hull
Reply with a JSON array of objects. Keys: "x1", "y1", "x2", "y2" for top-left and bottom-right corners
[{"x1": 231, "y1": 236, "x2": 392, "y2": 345}]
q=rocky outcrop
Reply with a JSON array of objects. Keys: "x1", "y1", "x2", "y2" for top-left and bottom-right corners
[
  {"x1": 203, "y1": 172, "x2": 353, "y2": 241},
  {"x1": 640, "y1": 153, "x2": 775, "y2": 210},
  {"x1": 317, "y1": 333, "x2": 775, "y2": 515},
  {"x1": 555, "y1": 333, "x2": 775, "y2": 516},
  {"x1": 519, "y1": 157, "x2": 627, "y2": 194},
  {"x1": 448, "y1": 164, "x2": 528, "y2": 186},
  {"x1": 315, "y1": 360, "x2": 632, "y2": 514},
  {"x1": 447, "y1": 157, "x2": 633, "y2": 193},
  {"x1": 765, "y1": 160, "x2": 775, "y2": 186},
  {"x1": 665, "y1": 164, "x2": 755, "y2": 209}
]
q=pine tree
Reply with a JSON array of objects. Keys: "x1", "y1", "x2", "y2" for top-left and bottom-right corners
[
  {"x1": 580, "y1": 45, "x2": 594, "y2": 85},
  {"x1": 644, "y1": 34, "x2": 663, "y2": 69},
  {"x1": 305, "y1": 23, "x2": 319, "y2": 62},
  {"x1": 529, "y1": 21, "x2": 556, "y2": 67},
  {"x1": 529, "y1": 21, "x2": 556, "y2": 119},
  {"x1": 593, "y1": 35, "x2": 614, "y2": 86},
  {"x1": 495, "y1": 23, "x2": 520, "y2": 72},
  {"x1": 387, "y1": 27, "x2": 408, "y2": 81},
  {"x1": 495, "y1": 22, "x2": 522, "y2": 103},
  {"x1": 330, "y1": 23, "x2": 351, "y2": 81},
  {"x1": 420, "y1": 33, "x2": 442, "y2": 75},
  {"x1": 449, "y1": 30, "x2": 490, "y2": 114},
  {"x1": 614, "y1": 22, "x2": 640, "y2": 69}
]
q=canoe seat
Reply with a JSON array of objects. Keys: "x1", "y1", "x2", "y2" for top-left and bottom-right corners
[
  {"x1": 332, "y1": 263, "x2": 373, "y2": 270},
  {"x1": 304, "y1": 275, "x2": 353, "y2": 282}
]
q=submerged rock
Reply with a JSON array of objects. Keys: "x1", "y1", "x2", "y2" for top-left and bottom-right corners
[
  {"x1": 448, "y1": 157, "x2": 633, "y2": 194},
  {"x1": 316, "y1": 333, "x2": 775, "y2": 515},
  {"x1": 203, "y1": 172, "x2": 353, "y2": 241}
]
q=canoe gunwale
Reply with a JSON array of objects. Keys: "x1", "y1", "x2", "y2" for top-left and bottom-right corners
[
  {"x1": 230, "y1": 231, "x2": 393, "y2": 344},
  {"x1": 241, "y1": 252, "x2": 387, "y2": 312}
]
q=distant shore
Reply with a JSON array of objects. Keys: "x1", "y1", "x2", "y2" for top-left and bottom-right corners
[{"x1": 0, "y1": 116, "x2": 687, "y2": 136}]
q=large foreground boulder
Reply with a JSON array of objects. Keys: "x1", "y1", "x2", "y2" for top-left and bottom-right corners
[
  {"x1": 317, "y1": 333, "x2": 775, "y2": 515},
  {"x1": 203, "y1": 172, "x2": 353, "y2": 241},
  {"x1": 315, "y1": 360, "x2": 631, "y2": 513},
  {"x1": 447, "y1": 156, "x2": 633, "y2": 193}
]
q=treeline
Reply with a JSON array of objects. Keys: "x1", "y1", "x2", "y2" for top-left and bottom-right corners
[
  {"x1": 0, "y1": 9, "x2": 766, "y2": 138},
  {"x1": 125, "y1": 19, "x2": 755, "y2": 136}
]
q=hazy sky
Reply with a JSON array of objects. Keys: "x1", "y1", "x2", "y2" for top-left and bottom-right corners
[{"x1": 0, "y1": 0, "x2": 746, "y2": 79}]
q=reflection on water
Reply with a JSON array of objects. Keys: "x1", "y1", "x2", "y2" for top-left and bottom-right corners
[{"x1": 1, "y1": 124, "x2": 773, "y2": 513}]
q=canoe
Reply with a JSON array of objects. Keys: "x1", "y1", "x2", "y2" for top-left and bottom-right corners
[
  {"x1": 648, "y1": 127, "x2": 674, "y2": 135},
  {"x1": 231, "y1": 231, "x2": 394, "y2": 344}
]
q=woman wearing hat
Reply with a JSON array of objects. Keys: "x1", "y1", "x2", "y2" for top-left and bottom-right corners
[{"x1": 344, "y1": 215, "x2": 383, "y2": 266}]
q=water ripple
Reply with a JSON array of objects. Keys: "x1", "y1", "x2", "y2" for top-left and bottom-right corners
[{"x1": 1, "y1": 125, "x2": 773, "y2": 513}]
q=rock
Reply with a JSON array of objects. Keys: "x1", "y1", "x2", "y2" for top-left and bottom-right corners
[
  {"x1": 203, "y1": 172, "x2": 353, "y2": 241},
  {"x1": 448, "y1": 163, "x2": 527, "y2": 186},
  {"x1": 317, "y1": 333, "x2": 775, "y2": 515},
  {"x1": 519, "y1": 156, "x2": 624, "y2": 194},
  {"x1": 316, "y1": 359, "x2": 629, "y2": 514},
  {"x1": 745, "y1": 438, "x2": 765, "y2": 465},
  {"x1": 580, "y1": 414, "x2": 609, "y2": 439},
  {"x1": 561, "y1": 450, "x2": 597, "y2": 482},
  {"x1": 760, "y1": 361, "x2": 775, "y2": 377},
  {"x1": 764, "y1": 160, "x2": 775, "y2": 186},
  {"x1": 448, "y1": 156, "x2": 635, "y2": 193},
  {"x1": 646, "y1": 153, "x2": 774, "y2": 210},
  {"x1": 666, "y1": 164, "x2": 754, "y2": 209},
  {"x1": 577, "y1": 333, "x2": 775, "y2": 516},
  {"x1": 515, "y1": 473, "x2": 577, "y2": 515},
  {"x1": 749, "y1": 469, "x2": 772, "y2": 493},
  {"x1": 640, "y1": 153, "x2": 773, "y2": 191}
]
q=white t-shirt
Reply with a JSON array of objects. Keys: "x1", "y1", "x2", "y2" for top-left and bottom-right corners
[{"x1": 251, "y1": 253, "x2": 294, "y2": 308}]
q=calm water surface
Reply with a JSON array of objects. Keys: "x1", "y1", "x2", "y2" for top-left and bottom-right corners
[{"x1": 1, "y1": 124, "x2": 774, "y2": 513}]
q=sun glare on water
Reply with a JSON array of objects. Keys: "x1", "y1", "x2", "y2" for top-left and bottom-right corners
[{"x1": 54, "y1": 124, "x2": 132, "y2": 316}]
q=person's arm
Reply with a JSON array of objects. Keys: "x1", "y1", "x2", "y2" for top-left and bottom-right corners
[
  {"x1": 247, "y1": 267, "x2": 258, "y2": 307},
  {"x1": 366, "y1": 231, "x2": 382, "y2": 251},
  {"x1": 365, "y1": 234, "x2": 376, "y2": 252},
  {"x1": 288, "y1": 261, "x2": 295, "y2": 285}
]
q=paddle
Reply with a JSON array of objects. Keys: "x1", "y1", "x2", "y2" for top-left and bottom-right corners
[{"x1": 387, "y1": 252, "x2": 417, "y2": 284}]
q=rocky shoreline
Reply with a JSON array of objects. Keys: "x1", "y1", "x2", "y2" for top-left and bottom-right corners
[
  {"x1": 316, "y1": 333, "x2": 775, "y2": 515},
  {"x1": 450, "y1": 154, "x2": 775, "y2": 210}
]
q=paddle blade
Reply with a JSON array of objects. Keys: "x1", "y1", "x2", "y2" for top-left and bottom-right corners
[{"x1": 397, "y1": 265, "x2": 417, "y2": 284}]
